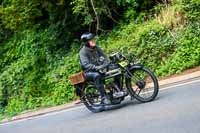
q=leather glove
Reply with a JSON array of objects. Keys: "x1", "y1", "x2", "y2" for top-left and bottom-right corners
[
  {"x1": 95, "y1": 65, "x2": 105, "y2": 71},
  {"x1": 95, "y1": 63, "x2": 109, "y2": 71}
]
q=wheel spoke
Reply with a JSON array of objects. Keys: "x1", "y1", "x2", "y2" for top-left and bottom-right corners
[
  {"x1": 134, "y1": 87, "x2": 141, "y2": 95},
  {"x1": 84, "y1": 85, "x2": 102, "y2": 106}
]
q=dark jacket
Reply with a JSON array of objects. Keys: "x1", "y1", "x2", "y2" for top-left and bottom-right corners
[{"x1": 79, "y1": 46, "x2": 107, "y2": 72}]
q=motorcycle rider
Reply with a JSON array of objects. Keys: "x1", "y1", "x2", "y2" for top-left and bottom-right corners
[{"x1": 79, "y1": 32, "x2": 123, "y2": 104}]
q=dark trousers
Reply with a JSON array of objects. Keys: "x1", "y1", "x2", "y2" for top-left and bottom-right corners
[{"x1": 85, "y1": 71, "x2": 121, "y2": 98}]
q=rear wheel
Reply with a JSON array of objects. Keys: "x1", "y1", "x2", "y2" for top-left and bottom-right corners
[
  {"x1": 127, "y1": 67, "x2": 159, "y2": 102},
  {"x1": 81, "y1": 84, "x2": 104, "y2": 113}
]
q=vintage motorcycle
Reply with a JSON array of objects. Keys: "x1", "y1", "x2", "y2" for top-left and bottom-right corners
[{"x1": 69, "y1": 51, "x2": 159, "y2": 113}]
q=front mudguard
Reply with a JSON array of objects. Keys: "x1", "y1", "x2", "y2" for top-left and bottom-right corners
[
  {"x1": 129, "y1": 63, "x2": 144, "y2": 71},
  {"x1": 125, "y1": 63, "x2": 144, "y2": 91}
]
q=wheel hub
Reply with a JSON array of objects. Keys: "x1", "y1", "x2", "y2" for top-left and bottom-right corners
[{"x1": 136, "y1": 80, "x2": 146, "y2": 89}]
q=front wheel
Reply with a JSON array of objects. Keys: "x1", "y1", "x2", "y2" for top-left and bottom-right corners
[{"x1": 126, "y1": 67, "x2": 159, "y2": 102}]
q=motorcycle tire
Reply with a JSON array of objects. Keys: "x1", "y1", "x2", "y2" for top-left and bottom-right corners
[{"x1": 126, "y1": 67, "x2": 159, "y2": 102}]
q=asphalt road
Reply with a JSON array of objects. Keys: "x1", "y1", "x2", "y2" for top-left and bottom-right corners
[{"x1": 1, "y1": 78, "x2": 200, "y2": 133}]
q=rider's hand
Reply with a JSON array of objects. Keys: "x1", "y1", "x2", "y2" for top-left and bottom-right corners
[
  {"x1": 95, "y1": 65, "x2": 106, "y2": 71},
  {"x1": 95, "y1": 63, "x2": 109, "y2": 72}
]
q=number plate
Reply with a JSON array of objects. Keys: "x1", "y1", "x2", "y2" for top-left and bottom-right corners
[{"x1": 119, "y1": 61, "x2": 128, "y2": 67}]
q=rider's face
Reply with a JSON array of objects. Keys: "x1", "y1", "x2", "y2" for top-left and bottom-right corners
[{"x1": 88, "y1": 39, "x2": 96, "y2": 47}]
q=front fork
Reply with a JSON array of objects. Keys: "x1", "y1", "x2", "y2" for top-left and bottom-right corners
[{"x1": 124, "y1": 63, "x2": 144, "y2": 98}]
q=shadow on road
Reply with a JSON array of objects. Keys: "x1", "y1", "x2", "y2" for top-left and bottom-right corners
[{"x1": 102, "y1": 96, "x2": 160, "y2": 112}]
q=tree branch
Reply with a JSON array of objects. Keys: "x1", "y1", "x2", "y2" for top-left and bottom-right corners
[
  {"x1": 106, "y1": 6, "x2": 120, "y2": 24},
  {"x1": 90, "y1": 0, "x2": 99, "y2": 35}
]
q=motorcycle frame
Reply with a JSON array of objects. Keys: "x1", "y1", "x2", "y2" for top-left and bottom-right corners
[{"x1": 75, "y1": 63, "x2": 144, "y2": 99}]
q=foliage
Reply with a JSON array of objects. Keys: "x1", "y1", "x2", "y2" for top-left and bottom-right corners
[
  {"x1": 0, "y1": 0, "x2": 81, "y2": 48},
  {"x1": 181, "y1": 0, "x2": 200, "y2": 21},
  {"x1": 0, "y1": 0, "x2": 42, "y2": 30},
  {"x1": 0, "y1": 29, "x2": 80, "y2": 117},
  {"x1": 71, "y1": 0, "x2": 160, "y2": 32},
  {"x1": 99, "y1": 20, "x2": 177, "y2": 74},
  {"x1": 155, "y1": 6, "x2": 186, "y2": 28},
  {"x1": 156, "y1": 22, "x2": 200, "y2": 76}
]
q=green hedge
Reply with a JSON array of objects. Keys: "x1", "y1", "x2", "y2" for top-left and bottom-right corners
[
  {"x1": 0, "y1": 29, "x2": 80, "y2": 116},
  {"x1": 157, "y1": 22, "x2": 200, "y2": 76}
]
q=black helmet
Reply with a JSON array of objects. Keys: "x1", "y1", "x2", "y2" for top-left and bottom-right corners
[{"x1": 81, "y1": 32, "x2": 94, "y2": 42}]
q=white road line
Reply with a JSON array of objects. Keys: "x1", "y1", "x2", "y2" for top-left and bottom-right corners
[
  {"x1": 160, "y1": 79, "x2": 200, "y2": 91},
  {"x1": 139, "y1": 79, "x2": 200, "y2": 95},
  {"x1": 0, "y1": 106, "x2": 85, "y2": 126},
  {"x1": 1, "y1": 79, "x2": 200, "y2": 126}
]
